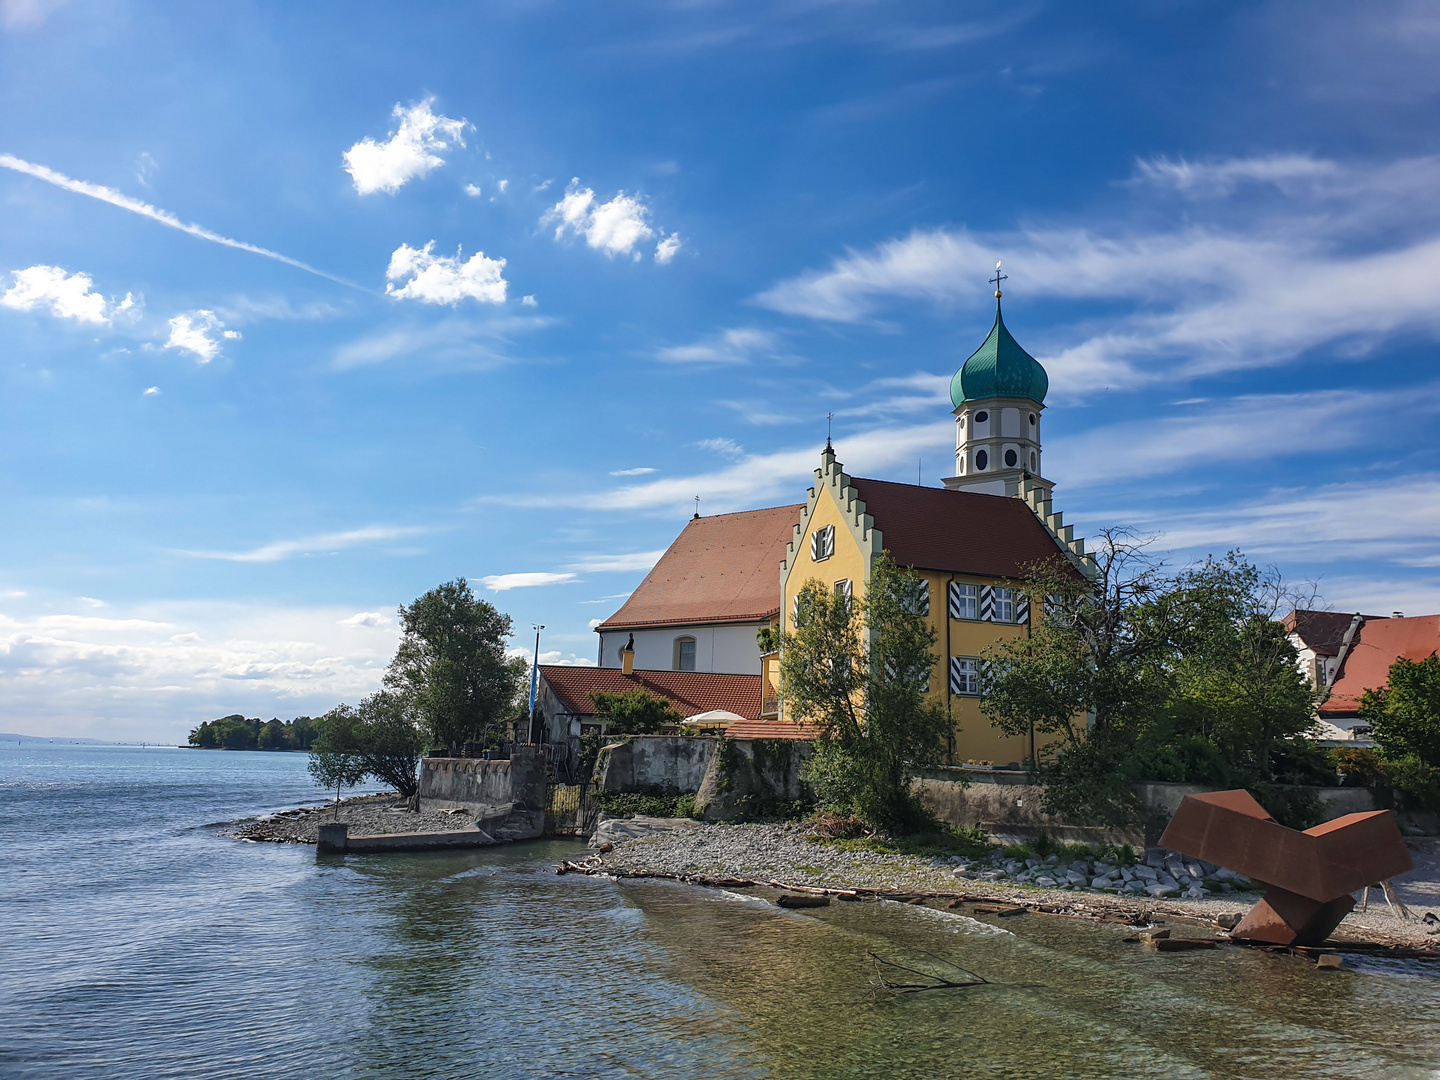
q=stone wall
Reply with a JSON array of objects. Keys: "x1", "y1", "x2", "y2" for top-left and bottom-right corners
[
  {"x1": 914, "y1": 768, "x2": 1380, "y2": 847},
  {"x1": 594, "y1": 736, "x2": 718, "y2": 793},
  {"x1": 417, "y1": 747, "x2": 548, "y2": 840},
  {"x1": 694, "y1": 738, "x2": 813, "y2": 821}
]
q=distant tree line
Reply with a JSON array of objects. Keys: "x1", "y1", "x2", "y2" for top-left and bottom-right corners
[{"x1": 188, "y1": 714, "x2": 318, "y2": 751}]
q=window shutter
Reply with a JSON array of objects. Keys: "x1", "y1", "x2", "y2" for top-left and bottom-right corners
[
  {"x1": 947, "y1": 582, "x2": 964, "y2": 619},
  {"x1": 980, "y1": 658, "x2": 994, "y2": 691},
  {"x1": 835, "y1": 578, "x2": 853, "y2": 600},
  {"x1": 792, "y1": 594, "x2": 802, "y2": 628},
  {"x1": 979, "y1": 584, "x2": 995, "y2": 622},
  {"x1": 809, "y1": 524, "x2": 835, "y2": 562},
  {"x1": 1014, "y1": 594, "x2": 1029, "y2": 625},
  {"x1": 823, "y1": 525, "x2": 834, "y2": 559},
  {"x1": 948, "y1": 656, "x2": 964, "y2": 693},
  {"x1": 810, "y1": 530, "x2": 822, "y2": 561}
]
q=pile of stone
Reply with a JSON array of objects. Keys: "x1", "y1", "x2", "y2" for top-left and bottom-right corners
[{"x1": 954, "y1": 847, "x2": 1253, "y2": 900}]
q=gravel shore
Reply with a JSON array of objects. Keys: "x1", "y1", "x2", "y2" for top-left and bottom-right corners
[
  {"x1": 588, "y1": 819, "x2": 1440, "y2": 951},
  {"x1": 228, "y1": 793, "x2": 483, "y2": 843}
]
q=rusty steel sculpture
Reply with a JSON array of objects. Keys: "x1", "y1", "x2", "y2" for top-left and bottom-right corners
[{"x1": 1159, "y1": 789, "x2": 1413, "y2": 946}]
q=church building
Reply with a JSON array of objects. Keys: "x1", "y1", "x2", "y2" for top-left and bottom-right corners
[{"x1": 585, "y1": 282, "x2": 1093, "y2": 764}]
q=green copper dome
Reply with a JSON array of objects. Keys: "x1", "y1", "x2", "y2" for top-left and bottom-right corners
[{"x1": 950, "y1": 299, "x2": 1048, "y2": 408}]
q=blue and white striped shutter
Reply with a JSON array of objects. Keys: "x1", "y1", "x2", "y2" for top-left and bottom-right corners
[
  {"x1": 979, "y1": 658, "x2": 994, "y2": 692},
  {"x1": 1014, "y1": 593, "x2": 1030, "y2": 625},
  {"x1": 809, "y1": 529, "x2": 822, "y2": 561},
  {"x1": 792, "y1": 594, "x2": 802, "y2": 627},
  {"x1": 979, "y1": 584, "x2": 996, "y2": 622},
  {"x1": 948, "y1": 656, "x2": 965, "y2": 693},
  {"x1": 1044, "y1": 594, "x2": 1060, "y2": 622},
  {"x1": 947, "y1": 582, "x2": 963, "y2": 619},
  {"x1": 836, "y1": 578, "x2": 853, "y2": 601}
]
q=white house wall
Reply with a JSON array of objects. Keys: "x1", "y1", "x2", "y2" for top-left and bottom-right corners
[{"x1": 597, "y1": 623, "x2": 766, "y2": 675}]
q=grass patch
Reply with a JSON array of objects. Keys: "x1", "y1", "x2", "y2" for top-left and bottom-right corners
[
  {"x1": 593, "y1": 785, "x2": 700, "y2": 820},
  {"x1": 811, "y1": 824, "x2": 991, "y2": 859}
]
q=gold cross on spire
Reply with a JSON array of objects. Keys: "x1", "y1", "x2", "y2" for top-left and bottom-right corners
[{"x1": 990, "y1": 259, "x2": 1007, "y2": 298}]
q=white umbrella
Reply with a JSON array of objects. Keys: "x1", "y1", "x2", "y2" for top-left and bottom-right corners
[{"x1": 681, "y1": 709, "x2": 746, "y2": 728}]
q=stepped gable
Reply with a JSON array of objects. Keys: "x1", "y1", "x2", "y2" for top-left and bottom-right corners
[
  {"x1": 848, "y1": 476, "x2": 1076, "y2": 579},
  {"x1": 597, "y1": 504, "x2": 803, "y2": 630},
  {"x1": 538, "y1": 665, "x2": 762, "y2": 720},
  {"x1": 1321, "y1": 615, "x2": 1440, "y2": 717},
  {"x1": 1285, "y1": 609, "x2": 1384, "y2": 657}
]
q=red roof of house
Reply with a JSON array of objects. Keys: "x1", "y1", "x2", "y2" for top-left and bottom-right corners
[
  {"x1": 597, "y1": 504, "x2": 803, "y2": 630},
  {"x1": 850, "y1": 477, "x2": 1074, "y2": 579},
  {"x1": 1284, "y1": 609, "x2": 1385, "y2": 657},
  {"x1": 1320, "y1": 615, "x2": 1440, "y2": 716},
  {"x1": 538, "y1": 665, "x2": 763, "y2": 720},
  {"x1": 724, "y1": 719, "x2": 818, "y2": 741}
]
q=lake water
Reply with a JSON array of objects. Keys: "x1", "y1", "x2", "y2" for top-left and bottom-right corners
[{"x1": 3, "y1": 744, "x2": 1440, "y2": 1079}]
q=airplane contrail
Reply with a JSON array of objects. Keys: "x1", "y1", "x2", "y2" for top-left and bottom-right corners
[{"x1": 0, "y1": 153, "x2": 364, "y2": 291}]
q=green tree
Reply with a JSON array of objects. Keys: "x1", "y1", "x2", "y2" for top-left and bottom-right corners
[
  {"x1": 1359, "y1": 654, "x2": 1440, "y2": 767},
  {"x1": 384, "y1": 578, "x2": 528, "y2": 752},
  {"x1": 308, "y1": 710, "x2": 370, "y2": 818},
  {"x1": 257, "y1": 718, "x2": 288, "y2": 750},
  {"x1": 779, "y1": 555, "x2": 950, "y2": 831},
  {"x1": 321, "y1": 692, "x2": 425, "y2": 802},
  {"x1": 588, "y1": 689, "x2": 683, "y2": 734},
  {"x1": 982, "y1": 538, "x2": 1325, "y2": 827},
  {"x1": 287, "y1": 715, "x2": 318, "y2": 751}
]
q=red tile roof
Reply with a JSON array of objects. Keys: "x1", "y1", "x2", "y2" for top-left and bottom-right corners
[
  {"x1": 1320, "y1": 615, "x2": 1440, "y2": 716},
  {"x1": 597, "y1": 504, "x2": 803, "y2": 630},
  {"x1": 538, "y1": 665, "x2": 763, "y2": 720},
  {"x1": 724, "y1": 719, "x2": 818, "y2": 741},
  {"x1": 1284, "y1": 609, "x2": 1384, "y2": 657},
  {"x1": 850, "y1": 477, "x2": 1074, "y2": 579}
]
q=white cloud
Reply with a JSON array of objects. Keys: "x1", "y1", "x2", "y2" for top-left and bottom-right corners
[
  {"x1": 180, "y1": 525, "x2": 425, "y2": 563},
  {"x1": 165, "y1": 310, "x2": 236, "y2": 363},
  {"x1": 755, "y1": 157, "x2": 1440, "y2": 397},
  {"x1": 339, "y1": 611, "x2": 389, "y2": 628},
  {"x1": 655, "y1": 233, "x2": 682, "y2": 263},
  {"x1": 521, "y1": 295, "x2": 537, "y2": 307},
  {"x1": 1, "y1": 0, "x2": 68, "y2": 29},
  {"x1": 143, "y1": 386, "x2": 160, "y2": 396},
  {"x1": 588, "y1": 618, "x2": 603, "y2": 629},
  {"x1": 564, "y1": 550, "x2": 666, "y2": 573},
  {"x1": 1, "y1": 265, "x2": 121, "y2": 324},
  {"x1": 480, "y1": 572, "x2": 578, "y2": 592},
  {"x1": 610, "y1": 466, "x2": 656, "y2": 476},
  {"x1": 0, "y1": 154, "x2": 354, "y2": 288},
  {"x1": 385, "y1": 241, "x2": 508, "y2": 305},
  {"x1": 1132, "y1": 154, "x2": 1342, "y2": 198},
  {"x1": 333, "y1": 314, "x2": 549, "y2": 370},
  {"x1": 487, "y1": 418, "x2": 951, "y2": 516},
  {"x1": 656, "y1": 327, "x2": 777, "y2": 364},
  {"x1": 1047, "y1": 386, "x2": 1440, "y2": 489},
  {"x1": 696, "y1": 437, "x2": 745, "y2": 460},
  {"x1": 464, "y1": 183, "x2": 482, "y2": 197},
  {"x1": 0, "y1": 597, "x2": 401, "y2": 740},
  {"x1": 543, "y1": 178, "x2": 660, "y2": 258},
  {"x1": 497, "y1": 179, "x2": 509, "y2": 193},
  {"x1": 342, "y1": 99, "x2": 467, "y2": 196}
]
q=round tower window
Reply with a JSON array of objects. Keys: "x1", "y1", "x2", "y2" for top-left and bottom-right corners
[
  {"x1": 975, "y1": 410, "x2": 989, "y2": 423},
  {"x1": 958, "y1": 417, "x2": 965, "y2": 429},
  {"x1": 975, "y1": 449, "x2": 988, "y2": 471},
  {"x1": 1030, "y1": 451, "x2": 1036, "y2": 469},
  {"x1": 1004, "y1": 449, "x2": 1017, "y2": 468},
  {"x1": 1029, "y1": 413, "x2": 1036, "y2": 426}
]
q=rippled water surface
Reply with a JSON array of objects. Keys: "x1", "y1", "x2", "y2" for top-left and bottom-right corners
[{"x1": 3, "y1": 744, "x2": 1440, "y2": 1079}]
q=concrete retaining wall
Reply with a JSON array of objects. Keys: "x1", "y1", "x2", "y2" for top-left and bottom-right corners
[
  {"x1": 914, "y1": 769, "x2": 1380, "y2": 846},
  {"x1": 695, "y1": 738, "x2": 813, "y2": 821},
  {"x1": 417, "y1": 748, "x2": 547, "y2": 841},
  {"x1": 595, "y1": 736, "x2": 718, "y2": 793}
]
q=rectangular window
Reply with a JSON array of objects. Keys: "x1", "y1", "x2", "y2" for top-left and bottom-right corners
[
  {"x1": 834, "y1": 579, "x2": 852, "y2": 602},
  {"x1": 949, "y1": 656, "x2": 980, "y2": 695},
  {"x1": 885, "y1": 655, "x2": 931, "y2": 694},
  {"x1": 810, "y1": 524, "x2": 835, "y2": 561},
  {"x1": 993, "y1": 587, "x2": 1014, "y2": 624},
  {"x1": 899, "y1": 577, "x2": 929, "y2": 616},
  {"x1": 948, "y1": 582, "x2": 977, "y2": 620},
  {"x1": 675, "y1": 638, "x2": 696, "y2": 671}
]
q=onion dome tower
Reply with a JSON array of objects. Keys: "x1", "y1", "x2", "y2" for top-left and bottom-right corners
[{"x1": 941, "y1": 263, "x2": 1051, "y2": 498}]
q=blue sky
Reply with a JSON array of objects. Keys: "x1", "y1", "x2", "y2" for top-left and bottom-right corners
[{"x1": 3, "y1": 1, "x2": 1439, "y2": 740}]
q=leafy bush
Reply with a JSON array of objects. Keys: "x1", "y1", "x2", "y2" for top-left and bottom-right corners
[
  {"x1": 1251, "y1": 782, "x2": 1325, "y2": 830},
  {"x1": 589, "y1": 689, "x2": 683, "y2": 735},
  {"x1": 594, "y1": 785, "x2": 698, "y2": 818},
  {"x1": 813, "y1": 824, "x2": 990, "y2": 859}
]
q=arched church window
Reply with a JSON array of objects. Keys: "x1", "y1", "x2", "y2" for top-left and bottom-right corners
[
  {"x1": 975, "y1": 449, "x2": 988, "y2": 471},
  {"x1": 1004, "y1": 449, "x2": 1017, "y2": 468},
  {"x1": 975, "y1": 410, "x2": 989, "y2": 423},
  {"x1": 1030, "y1": 451, "x2": 1036, "y2": 470},
  {"x1": 958, "y1": 416, "x2": 965, "y2": 429}
]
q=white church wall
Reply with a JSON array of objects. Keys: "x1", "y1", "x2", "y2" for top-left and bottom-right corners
[{"x1": 597, "y1": 622, "x2": 766, "y2": 676}]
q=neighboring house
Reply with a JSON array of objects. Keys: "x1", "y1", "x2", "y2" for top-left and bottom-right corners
[
  {"x1": 1314, "y1": 614, "x2": 1440, "y2": 744},
  {"x1": 594, "y1": 504, "x2": 802, "y2": 676},
  {"x1": 1284, "y1": 609, "x2": 1384, "y2": 690},
  {"x1": 533, "y1": 662, "x2": 763, "y2": 778}
]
